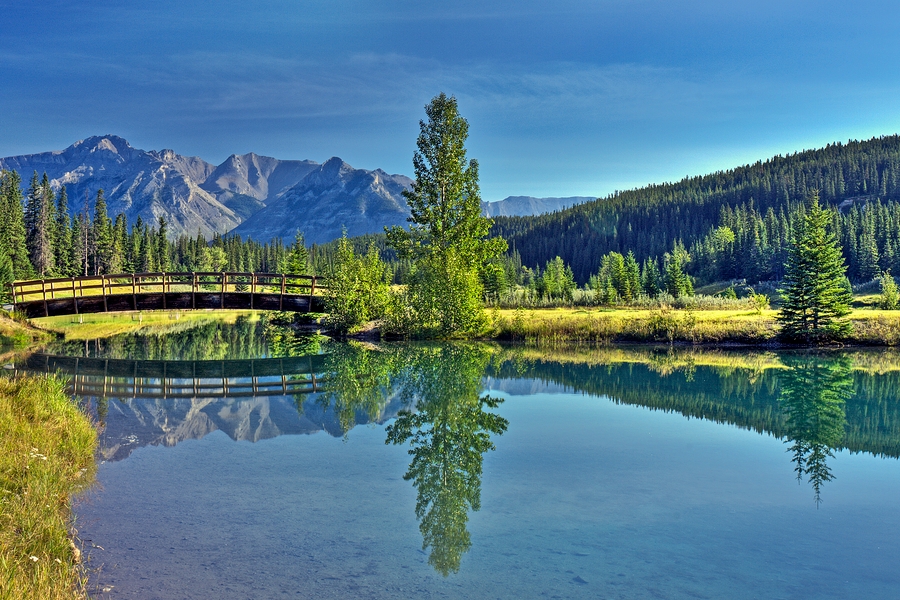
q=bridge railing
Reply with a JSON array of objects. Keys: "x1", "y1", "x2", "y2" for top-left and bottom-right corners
[{"x1": 11, "y1": 272, "x2": 326, "y2": 306}]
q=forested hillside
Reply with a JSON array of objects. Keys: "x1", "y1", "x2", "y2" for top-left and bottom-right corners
[{"x1": 495, "y1": 135, "x2": 900, "y2": 285}]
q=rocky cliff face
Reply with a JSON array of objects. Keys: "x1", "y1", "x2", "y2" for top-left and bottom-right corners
[
  {"x1": 0, "y1": 135, "x2": 239, "y2": 238},
  {"x1": 200, "y1": 152, "x2": 320, "y2": 220},
  {"x1": 230, "y1": 157, "x2": 413, "y2": 244}
]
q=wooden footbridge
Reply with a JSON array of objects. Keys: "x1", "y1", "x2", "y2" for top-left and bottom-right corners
[
  {"x1": 13, "y1": 353, "x2": 331, "y2": 400},
  {"x1": 10, "y1": 272, "x2": 327, "y2": 318}
]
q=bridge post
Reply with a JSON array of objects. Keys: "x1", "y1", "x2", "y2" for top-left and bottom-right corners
[
  {"x1": 71, "y1": 277, "x2": 78, "y2": 315},
  {"x1": 42, "y1": 279, "x2": 48, "y2": 317},
  {"x1": 162, "y1": 273, "x2": 167, "y2": 310},
  {"x1": 101, "y1": 276, "x2": 108, "y2": 313},
  {"x1": 192, "y1": 272, "x2": 197, "y2": 309},
  {"x1": 309, "y1": 276, "x2": 316, "y2": 312},
  {"x1": 280, "y1": 274, "x2": 285, "y2": 310},
  {"x1": 220, "y1": 273, "x2": 226, "y2": 309}
]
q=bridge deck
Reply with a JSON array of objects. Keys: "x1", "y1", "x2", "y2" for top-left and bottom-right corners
[{"x1": 11, "y1": 272, "x2": 327, "y2": 318}]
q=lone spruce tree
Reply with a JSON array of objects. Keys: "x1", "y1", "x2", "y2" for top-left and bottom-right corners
[
  {"x1": 778, "y1": 191, "x2": 852, "y2": 343},
  {"x1": 387, "y1": 93, "x2": 506, "y2": 336}
]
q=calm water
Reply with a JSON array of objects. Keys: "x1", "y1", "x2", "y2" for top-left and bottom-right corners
[{"x1": 21, "y1": 317, "x2": 900, "y2": 599}]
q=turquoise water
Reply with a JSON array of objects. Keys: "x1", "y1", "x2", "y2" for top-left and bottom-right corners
[{"x1": 30, "y1": 324, "x2": 900, "y2": 598}]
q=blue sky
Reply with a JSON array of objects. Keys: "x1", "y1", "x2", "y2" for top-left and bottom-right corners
[{"x1": 3, "y1": 0, "x2": 900, "y2": 201}]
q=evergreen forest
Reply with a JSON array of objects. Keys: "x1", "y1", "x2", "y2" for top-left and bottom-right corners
[{"x1": 493, "y1": 135, "x2": 900, "y2": 289}]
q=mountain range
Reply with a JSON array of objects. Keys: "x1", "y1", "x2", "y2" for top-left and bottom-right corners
[{"x1": 0, "y1": 135, "x2": 593, "y2": 243}]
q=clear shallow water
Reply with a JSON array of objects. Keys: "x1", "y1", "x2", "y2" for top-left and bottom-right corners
[{"x1": 24, "y1": 321, "x2": 900, "y2": 598}]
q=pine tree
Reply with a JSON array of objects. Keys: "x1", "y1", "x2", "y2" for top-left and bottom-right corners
[
  {"x1": 0, "y1": 170, "x2": 33, "y2": 278},
  {"x1": 54, "y1": 186, "x2": 73, "y2": 276},
  {"x1": 778, "y1": 192, "x2": 852, "y2": 343},
  {"x1": 26, "y1": 172, "x2": 56, "y2": 276},
  {"x1": 92, "y1": 190, "x2": 113, "y2": 275}
]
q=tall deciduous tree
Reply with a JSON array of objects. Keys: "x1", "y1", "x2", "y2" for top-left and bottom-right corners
[
  {"x1": 778, "y1": 192, "x2": 852, "y2": 343},
  {"x1": 386, "y1": 93, "x2": 506, "y2": 336}
]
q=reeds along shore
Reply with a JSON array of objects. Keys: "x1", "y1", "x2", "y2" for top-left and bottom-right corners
[
  {"x1": 486, "y1": 307, "x2": 900, "y2": 346},
  {"x1": 0, "y1": 375, "x2": 97, "y2": 600}
]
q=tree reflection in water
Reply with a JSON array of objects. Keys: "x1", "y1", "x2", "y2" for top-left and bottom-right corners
[
  {"x1": 385, "y1": 344, "x2": 508, "y2": 576},
  {"x1": 778, "y1": 355, "x2": 852, "y2": 505},
  {"x1": 312, "y1": 342, "x2": 508, "y2": 574}
]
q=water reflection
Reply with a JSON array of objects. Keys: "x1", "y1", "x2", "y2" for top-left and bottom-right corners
[
  {"x1": 13, "y1": 325, "x2": 900, "y2": 573},
  {"x1": 778, "y1": 356, "x2": 853, "y2": 505},
  {"x1": 384, "y1": 345, "x2": 508, "y2": 575}
]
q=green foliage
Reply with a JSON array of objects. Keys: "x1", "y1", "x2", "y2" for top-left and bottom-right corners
[
  {"x1": 778, "y1": 192, "x2": 852, "y2": 343},
  {"x1": 282, "y1": 230, "x2": 310, "y2": 277},
  {"x1": 749, "y1": 290, "x2": 771, "y2": 315},
  {"x1": 386, "y1": 93, "x2": 506, "y2": 337},
  {"x1": 663, "y1": 242, "x2": 693, "y2": 299},
  {"x1": 92, "y1": 190, "x2": 113, "y2": 275},
  {"x1": 879, "y1": 270, "x2": 899, "y2": 310},
  {"x1": 324, "y1": 235, "x2": 389, "y2": 334},
  {"x1": 535, "y1": 256, "x2": 576, "y2": 301}
]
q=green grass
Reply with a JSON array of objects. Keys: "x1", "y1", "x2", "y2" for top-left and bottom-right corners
[
  {"x1": 0, "y1": 375, "x2": 97, "y2": 600},
  {"x1": 33, "y1": 309, "x2": 262, "y2": 340}
]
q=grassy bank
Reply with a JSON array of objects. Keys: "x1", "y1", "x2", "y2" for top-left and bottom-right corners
[
  {"x1": 0, "y1": 312, "x2": 54, "y2": 350},
  {"x1": 0, "y1": 376, "x2": 97, "y2": 600},
  {"x1": 488, "y1": 307, "x2": 778, "y2": 344},
  {"x1": 487, "y1": 306, "x2": 900, "y2": 346}
]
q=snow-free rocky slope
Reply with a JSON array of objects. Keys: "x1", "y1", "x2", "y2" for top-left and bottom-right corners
[
  {"x1": 231, "y1": 157, "x2": 413, "y2": 244},
  {"x1": 1, "y1": 135, "x2": 592, "y2": 243}
]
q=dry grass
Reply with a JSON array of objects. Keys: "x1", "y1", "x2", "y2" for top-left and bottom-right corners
[
  {"x1": 488, "y1": 307, "x2": 779, "y2": 344},
  {"x1": 486, "y1": 305, "x2": 900, "y2": 347},
  {"x1": 0, "y1": 376, "x2": 97, "y2": 599}
]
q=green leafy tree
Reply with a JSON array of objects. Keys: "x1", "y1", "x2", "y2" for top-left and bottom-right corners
[
  {"x1": 324, "y1": 234, "x2": 389, "y2": 334},
  {"x1": 0, "y1": 252, "x2": 13, "y2": 303},
  {"x1": 879, "y1": 270, "x2": 899, "y2": 310},
  {"x1": 386, "y1": 93, "x2": 506, "y2": 336},
  {"x1": 778, "y1": 192, "x2": 852, "y2": 343}
]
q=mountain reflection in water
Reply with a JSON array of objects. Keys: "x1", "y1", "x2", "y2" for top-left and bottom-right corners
[{"x1": 14, "y1": 333, "x2": 900, "y2": 577}]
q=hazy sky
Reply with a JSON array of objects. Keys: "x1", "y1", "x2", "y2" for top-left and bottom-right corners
[{"x1": 3, "y1": 1, "x2": 900, "y2": 201}]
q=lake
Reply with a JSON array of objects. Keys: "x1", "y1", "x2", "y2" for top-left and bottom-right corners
[{"x1": 19, "y1": 315, "x2": 900, "y2": 599}]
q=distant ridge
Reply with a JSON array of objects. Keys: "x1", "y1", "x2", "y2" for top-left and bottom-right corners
[
  {"x1": 483, "y1": 196, "x2": 594, "y2": 217},
  {"x1": 0, "y1": 136, "x2": 601, "y2": 243}
]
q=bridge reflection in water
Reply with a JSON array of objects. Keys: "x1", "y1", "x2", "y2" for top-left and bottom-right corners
[{"x1": 14, "y1": 353, "x2": 330, "y2": 400}]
